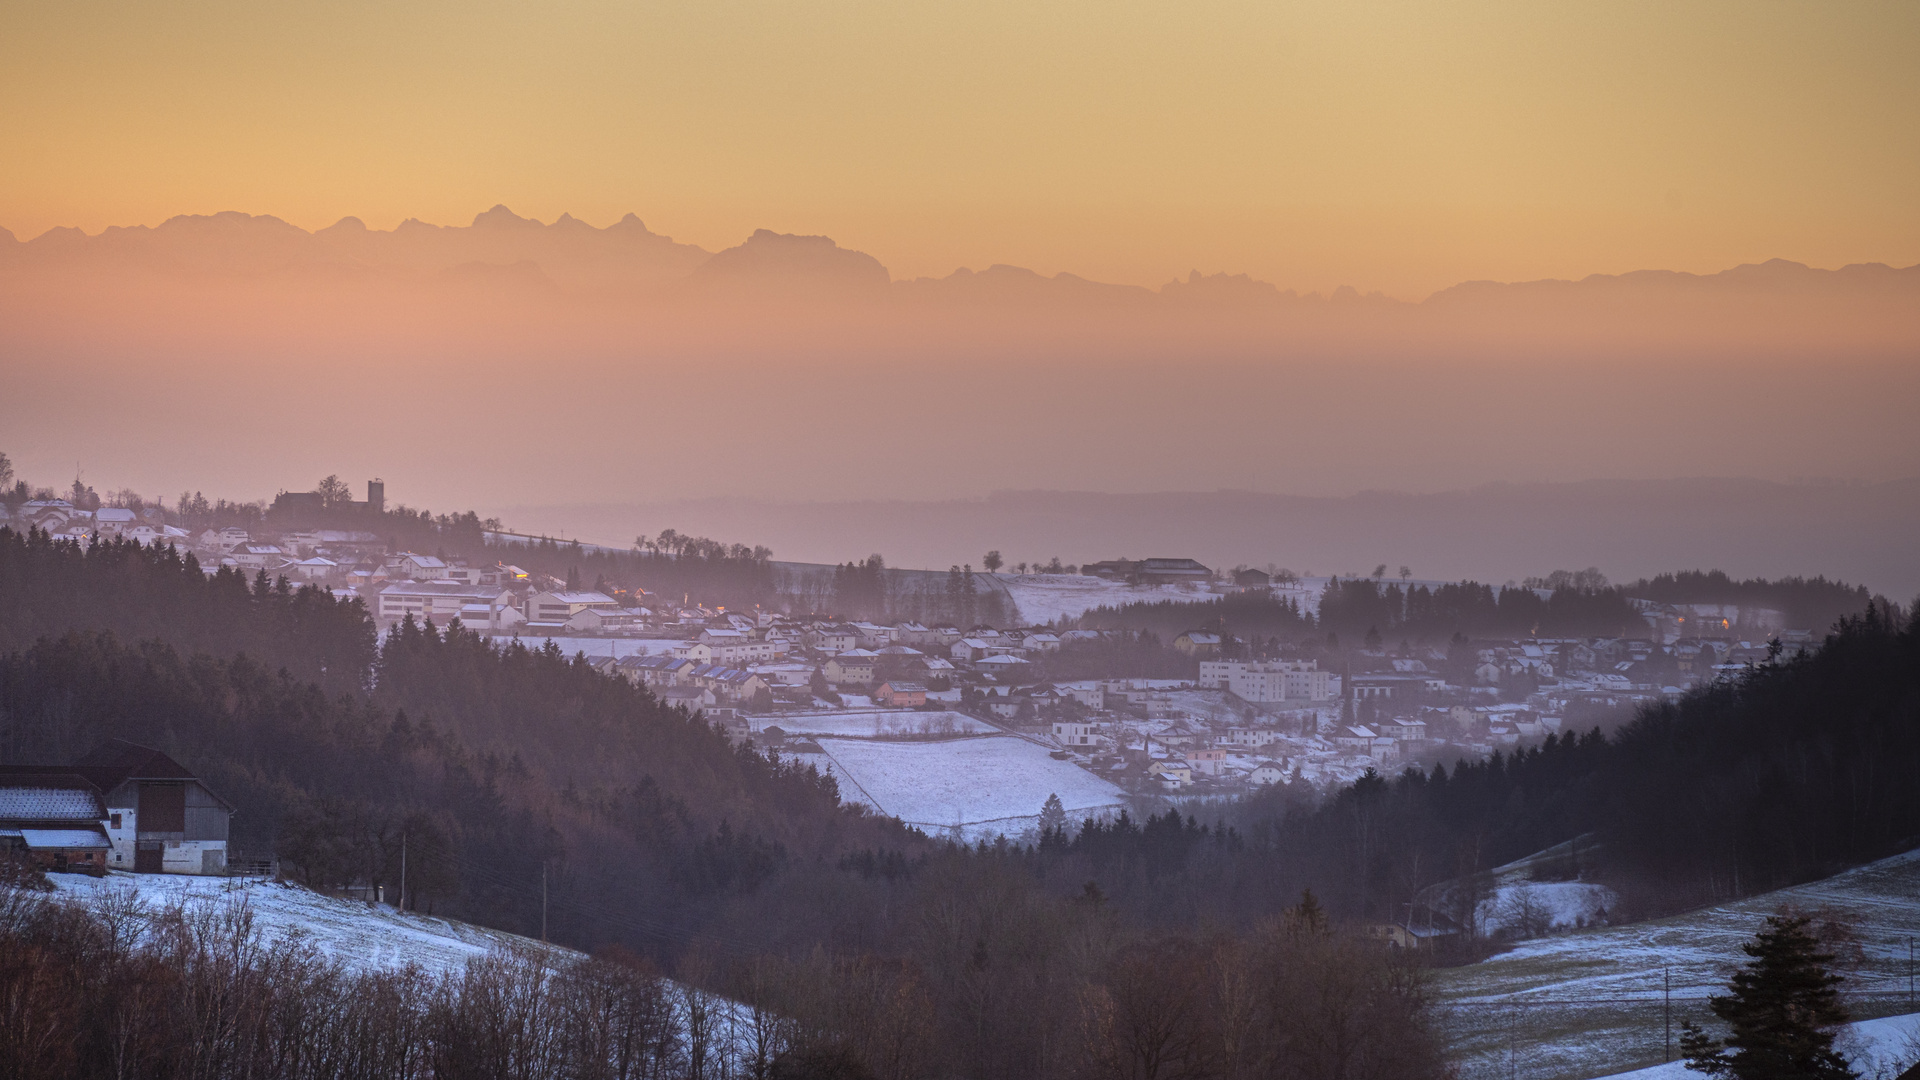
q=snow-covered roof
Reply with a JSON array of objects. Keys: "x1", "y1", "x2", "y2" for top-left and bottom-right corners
[
  {"x1": 0, "y1": 784, "x2": 104, "y2": 821},
  {"x1": 380, "y1": 581, "x2": 506, "y2": 600},
  {"x1": 21, "y1": 827, "x2": 110, "y2": 850},
  {"x1": 543, "y1": 591, "x2": 617, "y2": 604}
]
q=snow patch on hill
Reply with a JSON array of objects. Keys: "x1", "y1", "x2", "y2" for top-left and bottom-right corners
[
  {"x1": 997, "y1": 575, "x2": 1219, "y2": 624},
  {"x1": 1434, "y1": 846, "x2": 1920, "y2": 1080},
  {"x1": 1595, "y1": 1012, "x2": 1920, "y2": 1080},
  {"x1": 808, "y1": 734, "x2": 1127, "y2": 839},
  {"x1": 1478, "y1": 881, "x2": 1621, "y2": 936},
  {"x1": 756, "y1": 710, "x2": 996, "y2": 738},
  {"x1": 48, "y1": 872, "x2": 572, "y2": 974}
]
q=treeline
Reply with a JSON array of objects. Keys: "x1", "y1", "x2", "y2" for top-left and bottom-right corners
[
  {"x1": 0, "y1": 530, "x2": 375, "y2": 697},
  {"x1": 0, "y1": 877, "x2": 1444, "y2": 1080},
  {"x1": 1084, "y1": 571, "x2": 1885, "y2": 645},
  {"x1": 778, "y1": 562, "x2": 1012, "y2": 627},
  {"x1": 1318, "y1": 579, "x2": 1641, "y2": 642},
  {"x1": 1080, "y1": 582, "x2": 1641, "y2": 646},
  {"x1": 1625, "y1": 570, "x2": 1872, "y2": 635},
  {"x1": 317, "y1": 502, "x2": 782, "y2": 610},
  {"x1": 1032, "y1": 633, "x2": 1198, "y2": 681}
]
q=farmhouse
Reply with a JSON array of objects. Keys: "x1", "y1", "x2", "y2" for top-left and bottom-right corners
[{"x1": 0, "y1": 740, "x2": 233, "y2": 875}]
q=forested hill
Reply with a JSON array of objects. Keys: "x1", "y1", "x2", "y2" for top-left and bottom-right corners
[
  {"x1": 1227, "y1": 600, "x2": 1920, "y2": 922},
  {"x1": 0, "y1": 528, "x2": 912, "y2": 950}
]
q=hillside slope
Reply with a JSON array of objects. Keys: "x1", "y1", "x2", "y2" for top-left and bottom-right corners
[
  {"x1": 1432, "y1": 848, "x2": 1920, "y2": 1080},
  {"x1": 49, "y1": 871, "x2": 574, "y2": 974}
]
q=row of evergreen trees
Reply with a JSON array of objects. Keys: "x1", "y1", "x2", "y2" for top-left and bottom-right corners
[{"x1": 1084, "y1": 571, "x2": 1885, "y2": 645}]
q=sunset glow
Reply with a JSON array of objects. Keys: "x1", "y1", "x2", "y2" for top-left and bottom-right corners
[{"x1": 4, "y1": 0, "x2": 1916, "y2": 296}]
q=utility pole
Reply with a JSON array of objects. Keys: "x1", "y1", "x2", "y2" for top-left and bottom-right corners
[
  {"x1": 541, "y1": 862, "x2": 548, "y2": 943},
  {"x1": 399, "y1": 832, "x2": 407, "y2": 913},
  {"x1": 1664, "y1": 967, "x2": 1672, "y2": 1063},
  {"x1": 1509, "y1": 1000, "x2": 1519, "y2": 1080}
]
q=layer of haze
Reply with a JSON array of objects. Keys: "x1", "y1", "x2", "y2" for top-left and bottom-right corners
[
  {"x1": 3, "y1": 0, "x2": 1918, "y2": 296},
  {"x1": 2, "y1": 208, "x2": 1917, "y2": 598},
  {"x1": 494, "y1": 482, "x2": 1920, "y2": 602}
]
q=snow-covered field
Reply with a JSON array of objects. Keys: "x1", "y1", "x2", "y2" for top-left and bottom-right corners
[
  {"x1": 758, "y1": 710, "x2": 997, "y2": 738},
  {"x1": 1433, "y1": 848, "x2": 1920, "y2": 1080},
  {"x1": 810, "y1": 735, "x2": 1127, "y2": 839},
  {"x1": 997, "y1": 574, "x2": 1223, "y2": 624},
  {"x1": 485, "y1": 634, "x2": 688, "y2": 659},
  {"x1": 1478, "y1": 881, "x2": 1621, "y2": 936},
  {"x1": 1595, "y1": 1012, "x2": 1920, "y2": 1080},
  {"x1": 47, "y1": 872, "x2": 571, "y2": 974}
]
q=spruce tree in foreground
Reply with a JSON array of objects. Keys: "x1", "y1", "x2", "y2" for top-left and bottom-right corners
[{"x1": 1681, "y1": 914, "x2": 1857, "y2": 1080}]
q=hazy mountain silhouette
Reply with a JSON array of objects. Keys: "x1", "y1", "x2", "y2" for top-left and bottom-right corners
[
  {"x1": 898, "y1": 265, "x2": 1157, "y2": 308},
  {"x1": 0, "y1": 206, "x2": 711, "y2": 294},
  {"x1": 6, "y1": 207, "x2": 1915, "y2": 330},
  {"x1": 686, "y1": 229, "x2": 890, "y2": 298}
]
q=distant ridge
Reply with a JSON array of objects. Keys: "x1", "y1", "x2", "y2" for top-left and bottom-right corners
[{"x1": 4, "y1": 207, "x2": 1915, "y2": 314}]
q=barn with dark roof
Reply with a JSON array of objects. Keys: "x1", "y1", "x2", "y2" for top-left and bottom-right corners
[{"x1": 0, "y1": 740, "x2": 234, "y2": 875}]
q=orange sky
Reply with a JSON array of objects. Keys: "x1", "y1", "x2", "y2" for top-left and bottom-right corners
[{"x1": 3, "y1": 0, "x2": 1916, "y2": 297}]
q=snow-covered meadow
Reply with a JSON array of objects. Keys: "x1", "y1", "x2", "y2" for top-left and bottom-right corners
[
  {"x1": 1595, "y1": 1012, "x2": 1920, "y2": 1080},
  {"x1": 808, "y1": 735, "x2": 1128, "y2": 839},
  {"x1": 48, "y1": 872, "x2": 572, "y2": 974},
  {"x1": 997, "y1": 574, "x2": 1221, "y2": 624},
  {"x1": 757, "y1": 710, "x2": 997, "y2": 738},
  {"x1": 1433, "y1": 847, "x2": 1920, "y2": 1080},
  {"x1": 487, "y1": 634, "x2": 688, "y2": 659}
]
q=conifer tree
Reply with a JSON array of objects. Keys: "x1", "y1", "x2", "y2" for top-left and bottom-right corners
[
  {"x1": 1681, "y1": 914, "x2": 1857, "y2": 1080},
  {"x1": 1037, "y1": 793, "x2": 1067, "y2": 837}
]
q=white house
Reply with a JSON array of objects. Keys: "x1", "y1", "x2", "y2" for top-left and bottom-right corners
[
  {"x1": 1335, "y1": 725, "x2": 1379, "y2": 752},
  {"x1": 227, "y1": 543, "x2": 285, "y2": 570},
  {"x1": 1053, "y1": 720, "x2": 1097, "y2": 749},
  {"x1": 92, "y1": 507, "x2": 137, "y2": 535},
  {"x1": 378, "y1": 581, "x2": 517, "y2": 628},
  {"x1": 1225, "y1": 727, "x2": 1280, "y2": 748},
  {"x1": 952, "y1": 638, "x2": 991, "y2": 661},
  {"x1": 388, "y1": 553, "x2": 449, "y2": 581},
  {"x1": 1198, "y1": 660, "x2": 1332, "y2": 703},
  {"x1": 288, "y1": 556, "x2": 338, "y2": 581},
  {"x1": 524, "y1": 591, "x2": 619, "y2": 622}
]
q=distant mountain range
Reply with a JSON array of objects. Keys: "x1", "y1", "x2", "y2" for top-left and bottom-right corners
[
  {"x1": 4, "y1": 206, "x2": 1914, "y2": 523},
  {"x1": 4, "y1": 206, "x2": 1916, "y2": 335}
]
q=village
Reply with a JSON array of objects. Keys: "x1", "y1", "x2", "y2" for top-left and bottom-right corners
[{"x1": 0, "y1": 487, "x2": 1818, "y2": 837}]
